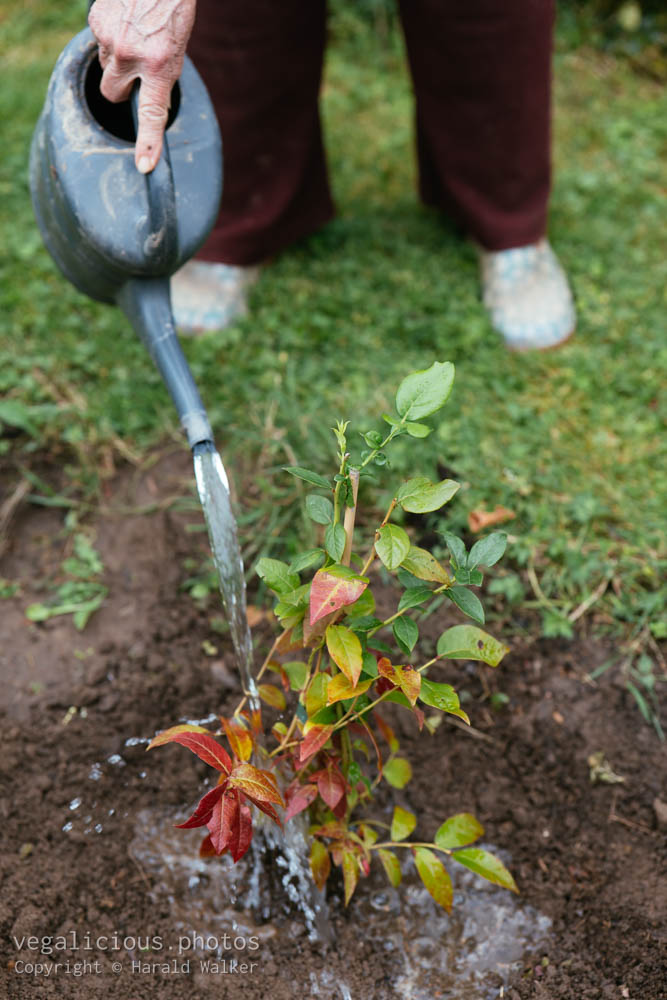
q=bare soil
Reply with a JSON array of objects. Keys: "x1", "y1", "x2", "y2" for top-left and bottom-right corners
[{"x1": 1, "y1": 451, "x2": 665, "y2": 999}]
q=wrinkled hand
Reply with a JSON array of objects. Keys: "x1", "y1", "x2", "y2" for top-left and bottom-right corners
[{"x1": 89, "y1": 0, "x2": 196, "y2": 173}]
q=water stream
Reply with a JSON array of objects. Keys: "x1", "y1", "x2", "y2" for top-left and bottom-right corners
[{"x1": 192, "y1": 442, "x2": 259, "y2": 712}]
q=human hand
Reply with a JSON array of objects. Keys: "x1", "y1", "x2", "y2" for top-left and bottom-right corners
[{"x1": 88, "y1": 0, "x2": 196, "y2": 173}]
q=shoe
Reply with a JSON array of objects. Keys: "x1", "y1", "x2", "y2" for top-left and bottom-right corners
[
  {"x1": 170, "y1": 260, "x2": 260, "y2": 334},
  {"x1": 479, "y1": 239, "x2": 576, "y2": 351}
]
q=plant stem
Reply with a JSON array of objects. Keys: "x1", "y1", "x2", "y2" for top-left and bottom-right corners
[{"x1": 341, "y1": 467, "x2": 360, "y2": 567}]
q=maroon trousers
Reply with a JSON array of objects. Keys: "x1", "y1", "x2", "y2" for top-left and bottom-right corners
[{"x1": 188, "y1": 0, "x2": 555, "y2": 266}]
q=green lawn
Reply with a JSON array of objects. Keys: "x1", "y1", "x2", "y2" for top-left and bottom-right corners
[{"x1": 1, "y1": 1, "x2": 665, "y2": 651}]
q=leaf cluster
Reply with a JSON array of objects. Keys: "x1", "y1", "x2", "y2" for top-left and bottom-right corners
[{"x1": 151, "y1": 364, "x2": 516, "y2": 909}]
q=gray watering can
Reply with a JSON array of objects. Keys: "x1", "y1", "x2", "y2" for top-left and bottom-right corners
[{"x1": 29, "y1": 26, "x2": 222, "y2": 449}]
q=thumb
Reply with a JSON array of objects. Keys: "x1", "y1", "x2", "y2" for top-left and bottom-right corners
[{"x1": 134, "y1": 78, "x2": 171, "y2": 174}]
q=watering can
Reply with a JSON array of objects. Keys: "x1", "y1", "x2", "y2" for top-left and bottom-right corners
[{"x1": 29, "y1": 26, "x2": 222, "y2": 449}]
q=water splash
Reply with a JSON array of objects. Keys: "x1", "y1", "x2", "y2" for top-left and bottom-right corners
[{"x1": 192, "y1": 443, "x2": 258, "y2": 711}]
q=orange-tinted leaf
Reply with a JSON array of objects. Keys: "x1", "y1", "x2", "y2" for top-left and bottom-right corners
[
  {"x1": 413, "y1": 846, "x2": 453, "y2": 912},
  {"x1": 228, "y1": 762, "x2": 284, "y2": 806},
  {"x1": 312, "y1": 821, "x2": 347, "y2": 840},
  {"x1": 378, "y1": 848, "x2": 402, "y2": 888},
  {"x1": 257, "y1": 683, "x2": 287, "y2": 711},
  {"x1": 377, "y1": 658, "x2": 421, "y2": 706},
  {"x1": 207, "y1": 790, "x2": 240, "y2": 854},
  {"x1": 342, "y1": 848, "x2": 360, "y2": 905},
  {"x1": 221, "y1": 717, "x2": 253, "y2": 762},
  {"x1": 317, "y1": 764, "x2": 346, "y2": 810},
  {"x1": 468, "y1": 505, "x2": 516, "y2": 532},
  {"x1": 309, "y1": 567, "x2": 368, "y2": 625},
  {"x1": 299, "y1": 724, "x2": 334, "y2": 763},
  {"x1": 148, "y1": 728, "x2": 232, "y2": 774},
  {"x1": 285, "y1": 782, "x2": 318, "y2": 821},
  {"x1": 310, "y1": 839, "x2": 331, "y2": 891},
  {"x1": 326, "y1": 673, "x2": 373, "y2": 705},
  {"x1": 175, "y1": 784, "x2": 226, "y2": 829},
  {"x1": 373, "y1": 712, "x2": 399, "y2": 752}
]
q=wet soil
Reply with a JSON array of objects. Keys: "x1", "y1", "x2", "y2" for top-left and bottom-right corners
[{"x1": 0, "y1": 451, "x2": 665, "y2": 999}]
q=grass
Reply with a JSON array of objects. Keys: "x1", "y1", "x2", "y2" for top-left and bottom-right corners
[{"x1": 0, "y1": 1, "x2": 665, "y2": 653}]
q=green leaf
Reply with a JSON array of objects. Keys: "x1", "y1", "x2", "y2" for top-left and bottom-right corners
[
  {"x1": 452, "y1": 848, "x2": 518, "y2": 893},
  {"x1": 283, "y1": 661, "x2": 308, "y2": 691},
  {"x1": 413, "y1": 847, "x2": 453, "y2": 912},
  {"x1": 361, "y1": 651, "x2": 379, "y2": 677},
  {"x1": 405, "y1": 422, "x2": 431, "y2": 438},
  {"x1": 377, "y1": 848, "x2": 402, "y2": 888},
  {"x1": 393, "y1": 616, "x2": 419, "y2": 654},
  {"x1": 324, "y1": 522, "x2": 346, "y2": 562},
  {"x1": 375, "y1": 525, "x2": 411, "y2": 570},
  {"x1": 398, "y1": 586, "x2": 432, "y2": 611},
  {"x1": 401, "y1": 546, "x2": 451, "y2": 584},
  {"x1": 283, "y1": 466, "x2": 332, "y2": 490},
  {"x1": 326, "y1": 624, "x2": 363, "y2": 686},
  {"x1": 382, "y1": 757, "x2": 412, "y2": 788},
  {"x1": 0, "y1": 400, "x2": 39, "y2": 436},
  {"x1": 396, "y1": 477, "x2": 460, "y2": 514},
  {"x1": 256, "y1": 557, "x2": 300, "y2": 596},
  {"x1": 419, "y1": 678, "x2": 467, "y2": 720},
  {"x1": 445, "y1": 586, "x2": 485, "y2": 624},
  {"x1": 441, "y1": 531, "x2": 467, "y2": 569},
  {"x1": 436, "y1": 625, "x2": 509, "y2": 666},
  {"x1": 258, "y1": 684, "x2": 286, "y2": 711},
  {"x1": 343, "y1": 587, "x2": 376, "y2": 619},
  {"x1": 468, "y1": 532, "x2": 507, "y2": 569},
  {"x1": 391, "y1": 805, "x2": 416, "y2": 841},
  {"x1": 395, "y1": 362, "x2": 455, "y2": 421},
  {"x1": 435, "y1": 813, "x2": 484, "y2": 849},
  {"x1": 288, "y1": 548, "x2": 325, "y2": 574},
  {"x1": 305, "y1": 672, "x2": 329, "y2": 716},
  {"x1": 306, "y1": 494, "x2": 334, "y2": 525}
]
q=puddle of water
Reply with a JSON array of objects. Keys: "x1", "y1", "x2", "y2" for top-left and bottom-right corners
[{"x1": 130, "y1": 805, "x2": 551, "y2": 999}]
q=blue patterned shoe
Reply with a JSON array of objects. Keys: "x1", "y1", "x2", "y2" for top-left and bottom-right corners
[
  {"x1": 170, "y1": 260, "x2": 261, "y2": 335},
  {"x1": 479, "y1": 240, "x2": 576, "y2": 351}
]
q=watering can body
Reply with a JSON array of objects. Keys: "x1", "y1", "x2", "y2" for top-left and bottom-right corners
[
  {"x1": 30, "y1": 27, "x2": 222, "y2": 304},
  {"x1": 30, "y1": 27, "x2": 223, "y2": 448}
]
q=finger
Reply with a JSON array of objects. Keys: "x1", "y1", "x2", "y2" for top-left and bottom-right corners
[
  {"x1": 135, "y1": 77, "x2": 171, "y2": 173},
  {"x1": 99, "y1": 58, "x2": 136, "y2": 104}
]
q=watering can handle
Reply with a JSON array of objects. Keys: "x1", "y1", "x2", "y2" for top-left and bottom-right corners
[{"x1": 130, "y1": 85, "x2": 180, "y2": 273}]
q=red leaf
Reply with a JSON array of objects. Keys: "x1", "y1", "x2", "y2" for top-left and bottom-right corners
[
  {"x1": 175, "y1": 784, "x2": 226, "y2": 829},
  {"x1": 207, "y1": 790, "x2": 240, "y2": 854},
  {"x1": 248, "y1": 798, "x2": 283, "y2": 827},
  {"x1": 228, "y1": 803, "x2": 253, "y2": 863},
  {"x1": 199, "y1": 833, "x2": 217, "y2": 858},
  {"x1": 299, "y1": 724, "x2": 334, "y2": 763},
  {"x1": 309, "y1": 568, "x2": 368, "y2": 626},
  {"x1": 332, "y1": 793, "x2": 348, "y2": 819},
  {"x1": 285, "y1": 782, "x2": 319, "y2": 822},
  {"x1": 149, "y1": 729, "x2": 232, "y2": 774},
  {"x1": 317, "y1": 764, "x2": 346, "y2": 811},
  {"x1": 147, "y1": 723, "x2": 210, "y2": 749}
]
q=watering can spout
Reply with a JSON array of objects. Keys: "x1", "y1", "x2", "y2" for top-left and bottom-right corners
[{"x1": 117, "y1": 278, "x2": 214, "y2": 450}]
